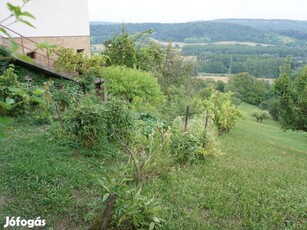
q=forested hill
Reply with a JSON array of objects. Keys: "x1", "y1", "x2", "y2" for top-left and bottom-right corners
[
  {"x1": 216, "y1": 19, "x2": 307, "y2": 41},
  {"x1": 90, "y1": 21, "x2": 276, "y2": 44},
  {"x1": 90, "y1": 19, "x2": 307, "y2": 45},
  {"x1": 216, "y1": 19, "x2": 307, "y2": 32}
]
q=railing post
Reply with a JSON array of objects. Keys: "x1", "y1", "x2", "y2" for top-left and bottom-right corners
[{"x1": 20, "y1": 36, "x2": 25, "y2": 55}]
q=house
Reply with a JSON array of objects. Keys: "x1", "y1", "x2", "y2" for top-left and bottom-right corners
[{"x1": 0, "y1": 0, "x2": 90, "y2": 71}]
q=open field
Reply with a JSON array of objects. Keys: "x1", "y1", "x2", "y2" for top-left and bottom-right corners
[
  {"x1": 196, "y1": 74, "x2": 275, "y2": 84},
  {"x1": 150, "y1": 38, "x2": 274, "y2": 48},
  {"x1": 0, "y1": 104, "x2": 306, "y2": 229}
]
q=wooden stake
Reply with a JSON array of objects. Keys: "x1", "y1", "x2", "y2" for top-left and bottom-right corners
[
  {"x1": 55, "y1": 102, "x2": 64, "y2": 129},
  {"x1": 184, "y1": 105, "x2": 190, "y2": 133},
  {"x1": 100, "y1": 193, "x2": 116, "y2": 230}
]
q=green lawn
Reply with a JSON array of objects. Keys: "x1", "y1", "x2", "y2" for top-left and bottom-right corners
[{"x1": 0, "y1": 103, "x2": 306, "y2": 229}]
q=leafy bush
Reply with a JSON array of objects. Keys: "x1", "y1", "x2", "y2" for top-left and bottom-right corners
[
  {"x1": 133, "y1": 115, "x2": 172, "y2": 180},
  {"x1": 0, "y1": 45, "x2": 10, "y2": 74},
  {"x1": 102, "y1": 66, "x2": 164, "y2": 106},
  {"x1": 170, "y1": 115, "x2": 222, "y2": 164},
  {"x1": 208, "y1": 91, "x2": 243, "y2": 133},
  {"x1": 63, "y1": 96, "x2": 107, "y2": 148},
  {"x1": 251, "y1": 110, "x2": 271, "y2": 122},
  {"x1": 51, "y1": 82, "x2": 82, "y2": 111},
  {"x1": 105, "y1": 99, "x2": 134, "y2": 142},
  {"x1": 89, "y1": 168, "x2": 165, "y2": 230},
  {"x1": 0, "y1": 66, "x2": 46, "y2": 116},
  {"x1": 170, "y1": 130, "x2": 203, "y2": 164},
  {"x1": 259, "y1": 97, "x2": 280, "y2": 121},
  {"x1": 54, "y1": 47, "x2": 105, "y2": 77}
]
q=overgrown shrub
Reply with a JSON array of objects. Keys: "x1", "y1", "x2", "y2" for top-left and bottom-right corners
[
  {"x1": 0, "y1": 66, "x2": 46, "y2": 116},
  {"x1": 267, "y1": 98, "x2": 280, "y2": 121},
  {"x1": 208, "y1": 91, "x2": 243, "y2": 133},
  {"x1": 89, "y1": 168, "x2": 165, "y2": 230},
  {"x1": 105, "y1": 99, "x2": 134, "y2": 143},
  {"x1": 51, "y1": 82, "x2": 82, "y2": 111},
  {"x1": 170, "y1": 115, "x2": 222, "y2": 164},
  {"x1": 251, "y1": 110, "x2": 271, "y2": 122},
  {"x1": 0, "y1": 45, "x2": 10, "y2": 74},
  {"x1": 133, "y1": 114, "x2": 172, "y2": 180},
  {"x1": 63, "y1": 96, "x2": 108, "y2": 148}
]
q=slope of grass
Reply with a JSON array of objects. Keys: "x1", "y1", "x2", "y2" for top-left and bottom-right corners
[
  {"x1": 0, "y1": 103, "x2": 306, "y2": 229},
  {"x1": 147, "y1": 103, "x2": 307, "y2": 229},
  {"x1": 0, "y1": 125, "x2": 120, "y2": 229}
]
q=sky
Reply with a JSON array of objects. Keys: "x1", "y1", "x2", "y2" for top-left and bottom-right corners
[{"x1": 88, "y1": 0, "x2": 307, "y2": 23}]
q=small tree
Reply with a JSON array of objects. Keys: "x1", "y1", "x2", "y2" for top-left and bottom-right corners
[
  {"x1": 54, "y1": 47, "x2": 105, "y2": 77},
  {"x1": 208, "y1": 91, "x2": 243, "y2": 133},
  {"x1": 274, "y1": 60, "x2": 307, "y2": 131},
  {"x1": 101, "y1": 66, "x2": 164, "y2": 106},
  {"x1": 251, "y1": 110, "x2": 271, "y2": 122},
  {"x1": 103, "y1": 26, "x2": 153, "y2": 68}
]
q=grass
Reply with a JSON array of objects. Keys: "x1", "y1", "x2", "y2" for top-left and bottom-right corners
[
  {"x1": 151, "y1": 103, "x2": 307, "y2": 229},
  {"x1": 0, "y1": 103, "x2": 306, "y2": 229}
]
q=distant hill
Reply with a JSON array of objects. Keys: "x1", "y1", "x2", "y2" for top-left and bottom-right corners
[
  {"x1": 216, "y1": 19, "x2": 307, "y2": 32},
  {"x1": 216, "y1": 19, "x2": 307, "y2": 41},
  {"x1": 90, "y1": 21, "x2": 275, "y2": 44},
  {"x1": 90, "y1": 20, "x2": 307, "y2": 45}
]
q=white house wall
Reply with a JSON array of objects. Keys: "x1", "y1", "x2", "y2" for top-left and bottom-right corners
[{"x1": 0, "y1": 0, "x2": 90, "y2": 37}]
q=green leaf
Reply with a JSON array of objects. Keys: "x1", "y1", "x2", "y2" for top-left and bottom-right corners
[
  {"x1": 0, "y1": 101, "x2": 13, "y2": 110},
  {"x1": 30, "y1": 96, "x2": 44, "y2": 104},
  {"x1": 152, "y1": 217, "x2": 160, "y2": 223},
  {"x1": 5, "y1": 97, "x2": 15, "y2": 105},
  {"x1": 21, "y1": 11, "x2": 36, "y2": 19},
  {"x1": 7, "y1": 3, "x2": 21, "y2": 16},
  {"x1": 98, "y1": 179, "x2": 110, "y2": 192},
  {"x1": 37, "y1": 42, "x2": 56, "y2": 50},
  {"x1": 102, "y1": 193, "x2": 110, "y2": 202},
  {"x1": 0, "y1": 28, "x2": 10, "y2": 37},
  {"x1": 149, "y1": 222, "x2": 155, "y2": 230},
  {"x1": 16, "y1": 54, "x2": 36, "y2": 64},
  {"x1": 19, "y1": 18, "x2": 35, "y2": 28},
  {"x1": 33, "y1": 88, "x2": 45, "y2": 95},
  {"x1": 8, "y1": 87, "x2": 23, "y2": 95}
]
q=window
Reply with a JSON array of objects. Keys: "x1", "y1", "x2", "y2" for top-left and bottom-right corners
[
  {"x1": 26, "y1": 51, "x2": 36, "y2": 59},
  {"x1": 76, "y1": 49, "x2": 84, "y2": 53}
]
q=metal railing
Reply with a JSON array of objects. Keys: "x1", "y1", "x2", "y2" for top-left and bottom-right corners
[{"x1": 0, "y1": 24, "x2": 57, "y2": 68}]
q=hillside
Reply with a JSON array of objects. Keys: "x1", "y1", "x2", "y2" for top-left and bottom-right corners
[
  {"x1": 1, "y1": 104, "x2": 306, "y2": 228},
  {"x1": 217, "y1": 19, "x2": 307, "y2": 41},
  {"x1": 90, "y1": 19, "x2": 307, "y2": 45},
  {"x1": 90, "y1": 21, "x2": 281, "y2": 44}
]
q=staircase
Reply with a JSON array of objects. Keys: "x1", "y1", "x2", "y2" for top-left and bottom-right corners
[{"x1": 0, "y1": 24, "x2": 74, "y2": 81}]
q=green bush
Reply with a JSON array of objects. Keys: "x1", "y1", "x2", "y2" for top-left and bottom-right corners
[
  {"x1": 0, "y1": 66, "x2": 46, "y2": 116},
  {"x1": 102, "y1": 66, "x2": 164, "y2": 106},
  {"x1": 251, "y1": 110, "x2": 271, "y2": 122},
  {"x1": 51, "y1": 82, "x2": 82, "y2": 111},
  {"x1": 105, "y1": 99, "x2": 134, "y2": 142},
  {"x1": 63, "y1": 96, "x2": 108, "y2": 148},
  {"x1": 133, "y1": 115, "x2": 172, "y2": 180},
  {"x1": 208, "y1": 91, "x2": 243, "y2": 133},
  {"x1": 89, "y1": 169, "x2": 165, "y2": 230},
  {"x1": 0, "y1": 45, "x2": 10, "y2": 74},
  {"x1": 170, "y1": 115, "x2": 222, "y2": 164}
]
